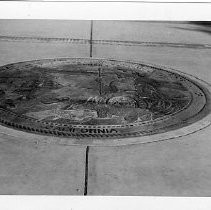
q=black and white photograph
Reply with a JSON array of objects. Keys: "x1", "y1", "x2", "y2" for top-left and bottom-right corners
[{"x1": 0, "y1": 1, "x2": 211, "y2": 210}]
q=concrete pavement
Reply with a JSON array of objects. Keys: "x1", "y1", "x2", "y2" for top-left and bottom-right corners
[
  {"x1": 0, "y1": 20, "x2": 211, "y2": 195},
  {"x1": 0, "y1": 20, "x2": 90, "y2": 195}
]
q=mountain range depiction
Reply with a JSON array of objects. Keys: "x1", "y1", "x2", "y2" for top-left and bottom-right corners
[{"x1": 0, "y1": 58, "x2": 207, "y2": 139}]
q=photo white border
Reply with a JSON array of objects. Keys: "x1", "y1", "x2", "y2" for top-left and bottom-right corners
[
  {"x1": 1, "y1": 196, "x2": 211, "y2": 210},
  {"x1": 0, "y1": 1, "x2": 211, "y2": 210},
  {"x1": 0, "y1": 1, "x2": 211, "y2": 20}
]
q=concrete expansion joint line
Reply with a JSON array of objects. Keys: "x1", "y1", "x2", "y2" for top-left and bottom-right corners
[
  {"x1": 90, "y1": 20, "x2": 93, "y2": 58},
  {"x1": 83, "y1": 20, "x2": 92, "y2": 196},
  {"x1": 84, "y1": 146, "x2": 89, "y2": 195},
  {"x1": 1, "y1": 35, "x2": 211, "y2": 49}
]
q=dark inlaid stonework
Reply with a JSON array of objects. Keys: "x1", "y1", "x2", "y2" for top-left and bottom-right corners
[{"x1": 0, "y1": 58, "x2": 207, "y2": 138}]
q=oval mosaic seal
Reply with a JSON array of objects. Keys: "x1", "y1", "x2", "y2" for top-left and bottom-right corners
[{"x1": 0, "y1": 58, "x2": 210, "y2": 145}]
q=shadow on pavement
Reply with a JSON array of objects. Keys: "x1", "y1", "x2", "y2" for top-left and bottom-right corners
[{"x1": 171, "y1": 21, "x2": 211, "y2": 36}]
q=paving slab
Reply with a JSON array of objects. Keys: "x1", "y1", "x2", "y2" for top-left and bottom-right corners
[
  {"x1": 0, "y1": 20, "x2": 90, "y2": 39},
  {"x1": 0, "y1": 138, "x2": 86, "y2": 195},
  {"x1": 0, "y1": 41, "x2": 89, "y2": 66},
  {"x1": 0, "y1": 42, "x2": 88, "y2": 195},
  {"x1": 92, "y1": 21, "x2": 211, "y2": 44},
  {"x1": 92, "y1": 45, "x2": 211, "y2": 83},
  {"x1": 87, "y1": 128, "x2": 211, "y2": 196},
  {"x1": 0, "y1": 20, "x2": 90, "y2": 195},
  {"x1": 87, "y1": 22, "x2": 211, "y2": 195},
  {"x1": 0, "y1": 19, "x2": 90, "y2": 65}
]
